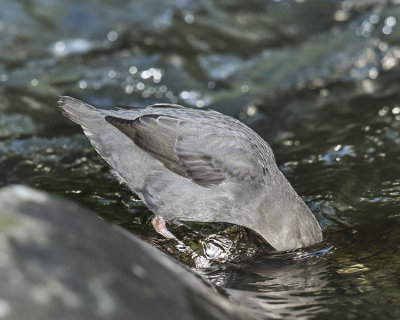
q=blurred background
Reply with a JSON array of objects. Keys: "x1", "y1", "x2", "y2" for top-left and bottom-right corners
[{"x1": 1, "y1": 0, "x2": 400, "y2": 319}]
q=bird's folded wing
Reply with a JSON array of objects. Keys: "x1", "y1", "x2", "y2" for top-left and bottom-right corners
[{"x1": 105, "y1": 114, "x2": 266, "y2": 187}]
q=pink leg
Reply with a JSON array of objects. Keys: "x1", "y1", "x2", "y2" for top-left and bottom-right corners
[
  {"x1": 151, "y1": 216, "x2": 177, "y2": 240},
  {"x1": 151, "y1": 216, "x2": 210, "y2": 268}
]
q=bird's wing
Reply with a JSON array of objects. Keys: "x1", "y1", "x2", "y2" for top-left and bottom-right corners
[
  {"x1": 105, "y1": 113, "x2": 267, "y2": 187},
  {"x1": 115, "y1": 103, "x2": 185, "y2": 110}
]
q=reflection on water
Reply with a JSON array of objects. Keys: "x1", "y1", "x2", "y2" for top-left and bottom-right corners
[
  {"x1": 203, "y1": 252, "x2": 329, "y2": 320},
  {"x1": 1, "y1": 0, "x2": 400, "y2": 319}
]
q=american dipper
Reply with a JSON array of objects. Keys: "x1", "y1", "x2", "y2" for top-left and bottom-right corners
[{"x1": 58, "y1": 96, "x2": 322, "y2": 251}]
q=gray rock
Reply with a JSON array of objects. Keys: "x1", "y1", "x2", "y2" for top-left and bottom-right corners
[{"x1": 0, "y1": 185, "x2": 250, "y2": 320}]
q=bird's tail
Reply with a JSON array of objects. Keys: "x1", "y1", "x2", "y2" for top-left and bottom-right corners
[
  {"x1": 58, "y1": 95, "x2": 116, "y2": 166},
  {"x1": 58, "y1": 96, "x2": 103, "y2": 128},
  {"x1": 58, "y1": 96, "x2": 147, "y2": 191}
]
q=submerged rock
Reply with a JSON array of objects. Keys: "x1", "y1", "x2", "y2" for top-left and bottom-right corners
[{"x1": 0, "y1": 185, "x2": 250, "y2": 320}]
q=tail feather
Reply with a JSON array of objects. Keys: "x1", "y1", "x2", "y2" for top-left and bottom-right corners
[
  {"x1": 58, "y1": 96, "x2": 158, "y2": 197},
  {"x1": 58, "y1": 95, "x2": 114, "y2": 167},
  {"x1": 58, "y1": 96, "x2": 101, "y2": 128}
]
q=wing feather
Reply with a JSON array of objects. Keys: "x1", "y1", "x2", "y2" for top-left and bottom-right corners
[{"x1": 105, "y1": 113, "x2": 265, "y2": 187}]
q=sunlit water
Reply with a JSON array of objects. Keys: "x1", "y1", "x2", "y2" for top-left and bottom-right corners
[{"x1": 1, "y1": 0, "x2": 400, "y2": 319}]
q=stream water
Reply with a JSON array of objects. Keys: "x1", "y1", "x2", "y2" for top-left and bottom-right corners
[{"x1": 1, "y1": 0, "x2": 400, "y2": 319}]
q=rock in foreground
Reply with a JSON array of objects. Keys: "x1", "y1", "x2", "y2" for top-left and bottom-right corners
[{"x1": 0, "y1": 185, "x2": 250, "y2": 320}]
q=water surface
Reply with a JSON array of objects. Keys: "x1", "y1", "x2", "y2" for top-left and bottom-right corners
[{"x1": 1, "y1": 0, "x2": 400, "y2": 318}]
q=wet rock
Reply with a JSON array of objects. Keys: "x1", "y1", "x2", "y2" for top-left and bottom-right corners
[{"x1": 0, "y1": 185, "x2": 250, "y2": 320}]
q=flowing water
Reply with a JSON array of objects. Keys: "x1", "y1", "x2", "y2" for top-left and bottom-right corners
[{"x1": 1, "y1": 0, "x2": 400, "y2": 318}]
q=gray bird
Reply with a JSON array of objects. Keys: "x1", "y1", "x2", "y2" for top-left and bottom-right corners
[{"x1": 58, "y1": 96, "x2": 322, "y2": 251}]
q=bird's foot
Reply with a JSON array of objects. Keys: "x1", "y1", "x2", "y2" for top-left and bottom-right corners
[
  {"x1": 151, "y1": 216, "x2": 210, "y2": 268},
  {"x1": 151, "y1": 216, "x2": 178, "y2": 240}
]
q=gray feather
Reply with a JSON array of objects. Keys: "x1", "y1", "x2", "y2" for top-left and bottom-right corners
[
  {"x1": 58, "y1": 96, "x2": 323, "y2": 251},
  {"x1": 105, "y1": 113, "x2": 265, "y2": 187}
]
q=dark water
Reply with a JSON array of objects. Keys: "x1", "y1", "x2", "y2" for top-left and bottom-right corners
[{"x1": 1, "y1": 0, "x2": 400, "y2": 318}]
